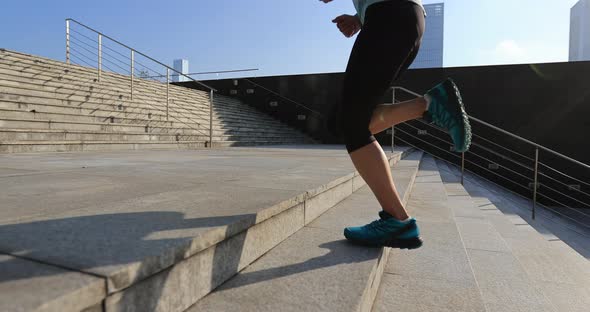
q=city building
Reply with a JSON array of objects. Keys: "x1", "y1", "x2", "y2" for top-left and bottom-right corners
[
  {"x1": 172, "y1": 59, "x2": 190, "y2": 82},
  {"x1": 411, "y1": 2, "x2": 444, "y2": 69},
  {"x1": 570, "y1": 0, "x2": 590, "y2": 61}
]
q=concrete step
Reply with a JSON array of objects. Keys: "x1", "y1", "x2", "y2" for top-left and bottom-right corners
[
  {"x1": 0, "y1": 138, "x2": 314, "y2": 153},
  {"x1": 0, "y1": 59, "x2": 274, "y2": 120},
  {"x1": 0, "y1": 87, "x2": 287, "y2": 128},
  {"x1": 3, "y1": 50, "x2": 311, "y2": 145},
  {"x1": 0, "y1": 117, "x2": 309, "y2": 141},
  {"x1": 0, "y1": 51, "x2": 213, "y2": 101},
  {"x1": 1, "y1": 50, "x2": 262, "y2": 109},
  {"x1": 0, "y1": 105, "x2": 300, "y2": 136},
  {"x1": 188, "y1": 151, "x2": 423, "y2": 312},
  {"x1": 0, "y1": 254, "x2": 105, "y2": 312},
  {"x1": 0, "y1": 128, "x2": 310, "y2": 143},
  {"x1": 435, "y1": 158, "x2": 590, "y2": 312},
  {"x1": 0, "y1": 51, "x2": 282, "y2": 119},
  {"x1": 0, "y1": 140, "x2": 209, "y2": 153},
  {"x1": 0, "y1": 80, "x2": 291, "y2": 128},
  {"x1": 0, "y1": 56, "x2": 298, "y2": 128},
  {"x1": 0, "y1": 128, "x2": 205, "y2": 142},
  {"x1": 0, "y1": 145, "x2": 412, "y2": 312},
  {"x1": 0, "y1": 52, "x2": 211, "y2": 102},
  {"x1": 0, "y1": 73, "x2": 312, "y2": 136},
  {"x1": 0, "y1": 140, "x2": 316, "y2": 153}
]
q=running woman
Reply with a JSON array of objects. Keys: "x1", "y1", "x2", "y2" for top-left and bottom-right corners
[{"x1": 321, "y1": 0, "x2": 471, "y2": 249}]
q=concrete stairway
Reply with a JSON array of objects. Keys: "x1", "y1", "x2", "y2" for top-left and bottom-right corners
[
  {"x1": 0, "y1": 145, "x2": 410, "y2": 312},
  {"x1": 190, "y1": 154, "x2": 589, "y2": 312},
  {"x1": 2, "y1": 146, "x2": 588, "y2": 312},
  {"x1": 0, "y1": 49, "x2": 315, "y2": 153}
]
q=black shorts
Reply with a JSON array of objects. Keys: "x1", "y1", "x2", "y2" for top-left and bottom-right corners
[{"x1": 339, "y1": 0, "x2": 425, "y2": 153}]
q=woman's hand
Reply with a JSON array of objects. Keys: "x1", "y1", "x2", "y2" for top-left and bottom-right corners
[{"x1": 332, "y1": 14, "x2": 361, "y2": 38}]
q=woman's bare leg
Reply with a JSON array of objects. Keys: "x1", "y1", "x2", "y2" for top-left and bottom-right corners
[
  {"x1": 349, "y1": 140, "x2": 409, "y2": 220},
  {"x1": 347, "y1": 96, "x2": 427, "y2": 221},
  {"x1": 369, "y1": 97, "x2": 427, "y2": 135}
]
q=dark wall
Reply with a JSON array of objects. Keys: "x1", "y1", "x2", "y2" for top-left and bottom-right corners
[{"x1": 187, "y1": 61, "x2": 590, "y2": 165}]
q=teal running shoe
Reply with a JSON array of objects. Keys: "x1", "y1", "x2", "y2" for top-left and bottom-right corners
[
  {"x1": 344, "y1": 216, "x2": 423, "y2": 249},
  {"x1": 424, "y1": 78, "x2": 472, "y2": 153}
]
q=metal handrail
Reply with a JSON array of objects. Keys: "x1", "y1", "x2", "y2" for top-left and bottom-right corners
[
  {"x1": 66, "y1": 18, "x2": 217, "y2": 147},
  {"x1": 395, "y1": 132, "x2": 590, "y2": 232},
  {"x1": 134, "y1": 69, "x2": 260, "y2": 80},
  {"x1": 399, "y1": 122, "x2": 536, "y2": 182},
  {"x1": 50, "y1": 55, "x2": 212, "y2": 137},
  {"x1": 429, "y1": 141, "x2": 590, "y2": 231},
  {"x1": 392, "y1": 85, "x2": 590, "y2": 220},
  {"x1": 400, "y1": 110, "x2": 590, "y2": 200},
  {"x1": 66, "y1": 18, "x2": 216, "y2": 92},
  {"x1": 395, "y1": 127, "x2": 532, "y2": 192},
  {"x1": 392, "y1": 86, "x2": 590, "y2": 169}
]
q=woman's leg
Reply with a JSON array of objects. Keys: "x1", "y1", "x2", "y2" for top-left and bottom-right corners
[
  {"x1": 347, "y1": 97, "x2": 426, "y2": 221},
  {"x1": 369, "y1": 97, "x2": 427, "y2": 135},
  {"x1": 349, "y1": 140, "x2": 409, "y2": 220}
]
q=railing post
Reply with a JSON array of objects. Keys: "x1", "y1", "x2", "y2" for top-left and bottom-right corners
[
  {"x1": 166, "y1": 68, "x2": 170, "y2": 121},
  {"x1": 209, "y1": 90, "x2": 214, "y2": 148},
  {"x1": 66, "y1": 20, "x2": 70, "y2": 64},
  {"x1": 97, "y1": 34, "x2": 102, "y2": 82},
  {"x1": 130, "y1": 50, "x2": 134, "y2": 100},
  {"x1": 533, "y1": 147, "x2": 539, "y2": 220},
  {"x1": 391, "y1": 88, "x2": 396, "y2": 153},
  {"x1": 461, "y1": 152, "x2": 465, "y2": 185}
]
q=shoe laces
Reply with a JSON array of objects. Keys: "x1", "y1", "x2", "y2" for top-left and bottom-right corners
[{"x1": 365, "y1": 219, "x2": 389, "y2": 233}]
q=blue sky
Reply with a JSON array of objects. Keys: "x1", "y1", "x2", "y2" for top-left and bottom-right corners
[{"x1": 0, "y1": 0, "x2": 581, "y2": 78}]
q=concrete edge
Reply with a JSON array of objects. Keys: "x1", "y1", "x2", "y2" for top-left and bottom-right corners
[{"x1": 101, "y1": 147, "x2": 414, "y2": 293}]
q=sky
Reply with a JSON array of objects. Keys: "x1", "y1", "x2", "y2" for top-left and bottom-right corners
[{"x1": 0, "y1": 0, "x2": 582, "y2": 79}]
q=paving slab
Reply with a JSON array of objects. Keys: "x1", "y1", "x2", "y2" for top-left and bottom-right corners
[
  {"x1": 467, "y1": 249, "x2": 556, "y2": 312},
  {"x1": 188, "y1": 151, "x2": 421, "y2": 312},
  {"x1": 374, "y1": 274, "x2": 485, "y2": 312},
  {"x1": 0, "y1": 254, "x2": 105, "y2": 312},
  {"x1": 385, "y1": 221, "x2": 476, "y2": 284}
]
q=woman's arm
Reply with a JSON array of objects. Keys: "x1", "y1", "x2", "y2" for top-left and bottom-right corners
[
  {"x1": 320, "y1": 0, "x2": 361, "y2": 37},
  {"x1": 332, "y1": 15, "x2": 361, "y2": 38}
]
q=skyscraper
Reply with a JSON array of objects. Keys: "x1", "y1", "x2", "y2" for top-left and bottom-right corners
[
  {"x1": 172, "y1": 59, "x2": 189, "y2": 82},
  {"x1": 570, "y1": 0, "x2": 590, "y2": 61},
  {"x1": 411, "y1": 3, "x2": 444, "y2": 69}
]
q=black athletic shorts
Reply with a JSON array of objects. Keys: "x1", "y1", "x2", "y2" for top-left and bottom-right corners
[{"x1": 339, "y1": 0, "x2": 425, "y2": 153}]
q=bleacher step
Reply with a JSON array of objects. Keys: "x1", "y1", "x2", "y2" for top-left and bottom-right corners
[{"x1": 0, "y1": 49, "x2": 315, "y2": 151}]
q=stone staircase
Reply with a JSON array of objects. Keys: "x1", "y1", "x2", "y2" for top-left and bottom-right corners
[
  {"x1": 2, "y1": 146, "x2": 588, "y2": 312},
  {"x1": 195, "y1": 154, "x2": 590, "y2": 312},
  {"x1": 0, "y1": 49, "x2": 315, "y2": 153}
]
